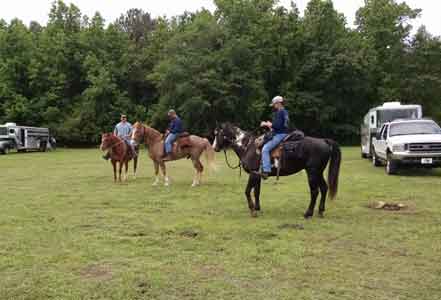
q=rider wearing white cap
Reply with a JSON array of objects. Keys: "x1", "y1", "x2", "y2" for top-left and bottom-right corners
[{"x1": 259, "y1": 96, "x2": 289, "y2": 179}]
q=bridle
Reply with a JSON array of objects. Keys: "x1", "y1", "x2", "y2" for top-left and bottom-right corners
[
  {"x1": 219, "y1": 129, "x2": 254, "y2": 177},
  {"x1": 132, "y1": 124, "x2": 149, "y2": 146}
]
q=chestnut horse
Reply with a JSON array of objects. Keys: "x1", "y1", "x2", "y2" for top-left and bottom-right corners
[
  {"x1": 131, "y1": 122, "x2": 216, "y2": 187},
  {"x1": 100, "y1": 133, "x2": 138, "y2": 182}
]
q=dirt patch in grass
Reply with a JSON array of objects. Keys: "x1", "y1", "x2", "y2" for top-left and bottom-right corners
[
  {"x1": 136, "y1": 280, "x2": 152, "y2": 295},
  {"x1": 367, "y1": 201, "x2": 418, "y2": 214},
  {"x1": 278, "y1": 223, "x2": 305, "y2": 230},
  {"x1": 80, "y1": 264, "x2": 112, "y2": 281},
  {"x1": 179, "y1": 229, "x2": 199, "y2": 238}
]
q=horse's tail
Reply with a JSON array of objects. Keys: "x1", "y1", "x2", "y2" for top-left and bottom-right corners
[
  {"x1": 325, "y1": 139, "x2": 341, "y2": 200},
  {"x1": 203, "y1": 138, "x2": 217, "y2": 173}
]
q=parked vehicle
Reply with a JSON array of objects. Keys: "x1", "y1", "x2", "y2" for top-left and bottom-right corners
[
  {"x1": 361, "y1": 102, "x2": 422, "y2": 158},
  {"x1": 371, "y1": 119, "x2": 441, "y2": 174},
  {"x1": 0, "y1": 123, "x2": 51, "y2": 154}
]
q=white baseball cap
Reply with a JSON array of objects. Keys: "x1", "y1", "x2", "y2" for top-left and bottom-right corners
[{"x1": 270, "y1": 96, "x2": 284, "y2": 106}]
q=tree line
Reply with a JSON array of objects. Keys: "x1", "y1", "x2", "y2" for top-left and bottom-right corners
[{"x1": 1, "y1": 0, "x2": 440, "y2": 145}]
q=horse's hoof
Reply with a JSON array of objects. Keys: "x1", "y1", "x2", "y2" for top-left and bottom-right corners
[
  {"x1": 250, "y1": 211, "x2": 258, "y2": 218},
  {"x1": 152, "y1": 182, "x2": 159, "y2": 186},
  {"x1": 318, "y1": 212, "x2": 325, "y2": 218},
  {"x1": 304, "y1": 213, "x2": 313, "y2": 219}
]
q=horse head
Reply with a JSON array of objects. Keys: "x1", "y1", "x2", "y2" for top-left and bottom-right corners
[
  {"x1": 213, "y1": 123, "x2": 239, "y2": 152},
  {"x1": 100, "y1": 132, "x2": 115, "y2": 151},
  {"x1": 131, "y1": 122, "x2": 162, "y2": 146},
  {"x1": 131, "y1": 122, "x2": 145, "y2": 146}
]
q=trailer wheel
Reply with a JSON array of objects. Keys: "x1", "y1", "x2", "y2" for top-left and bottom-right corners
[{"x1": 39, "y1": 141, "x2": 47, "y2": 152}]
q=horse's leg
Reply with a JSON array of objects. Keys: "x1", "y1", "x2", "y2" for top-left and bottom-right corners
[
  {"x1": 112, "y1": 161, "x2": 117, "y2": 182},
  {"x1": 152, "y1": 161, "x2": 160, "y2": 186},
  {"x1": 118, "y1": 161, "x2": 123, "y2": 182},
  {"x1": 245, "y1": 175, "x2": 258, "y2": 217},
  {"x1": 254, "y1": 176, "x2": 262, "y2": 211},
  {"x1": 318, "y1": 173, "x2": 328, "y2": 218},
  {"x1": 160, "y1": 162, "x2": 169, "y2": 186},
  {"x1": 133, "y1": 155, "x2": 138, "y2": 179},
  {"x1": 191, "y1": 158, "x2": 203, "y2": 187},
  {"x1": 304, "y1": 169, "x2": 319, "y2": 219},
  {"x1": 124, "y1": 161, "x2": 129, "y2": 181}
]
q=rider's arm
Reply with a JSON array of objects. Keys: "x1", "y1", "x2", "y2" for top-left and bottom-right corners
[{"x1": 260, "y1": 121, "x2": 272, "y2": 128}]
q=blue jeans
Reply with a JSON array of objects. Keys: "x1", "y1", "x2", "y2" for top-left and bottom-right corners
[
  {"x1": 262, "y1": 133, "x2": 288, "y2": 173},
  {"x1": 165, "y1": 133, "x2": 178, "y2": 154}
]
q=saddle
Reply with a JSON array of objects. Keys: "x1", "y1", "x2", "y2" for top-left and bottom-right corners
[
  {"x1": 270, "y1": 130, "x2": 305, "y2": 159},
  {"x1": 256, "y1": 130, "x2": 304, "y2": 179},
  {"x1": 255, "y1": 130, "x2": 305, "y2": 159},
  {"x1": 176, "y1": 132, "x2": 192, "y2": 148}
]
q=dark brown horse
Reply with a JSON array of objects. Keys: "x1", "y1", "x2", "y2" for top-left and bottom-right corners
[
  {"x1": 100, "y1": 133, "x2": 138, "y2": 182},
  {"x1": 213, "y1": 123, "x2": 341, "y2": 218},
  {"x1": 131, "y1": 122, "x2": 216, "y2": 187}
]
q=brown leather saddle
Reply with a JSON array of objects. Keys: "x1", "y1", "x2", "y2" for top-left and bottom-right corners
[
  {"x1": 256, "y1": 130, "x2": 305, "y2": 159},
  {"x1": 173, "y1": 132, "x2": 192, "y2": 150}
]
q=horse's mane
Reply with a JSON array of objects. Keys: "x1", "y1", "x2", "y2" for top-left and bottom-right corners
[{"x1": 134, "y1": 122, "x2": 163, "y2": 144}]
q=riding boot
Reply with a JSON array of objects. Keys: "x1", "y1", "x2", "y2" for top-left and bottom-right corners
[{"x1": 253, "y1": 169, "x2": 270, "y2": 180}]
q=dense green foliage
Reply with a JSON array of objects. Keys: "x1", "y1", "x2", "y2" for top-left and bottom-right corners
[{"x1": 0, "y1": 0, "x2": 440, "y2": 144}]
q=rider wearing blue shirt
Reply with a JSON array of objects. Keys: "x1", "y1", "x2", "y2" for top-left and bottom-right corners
[
  {"x1": 260, "y1": 96, "x2": 289, "y2": 179},
  {"x1": 164, "y1": 109, "x2": 183, "y2": 159},
  {"x1": 103, "y1": 114, "x2": 137, "y2": 160}
]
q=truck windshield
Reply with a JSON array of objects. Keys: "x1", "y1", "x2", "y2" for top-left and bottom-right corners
[
  {"x1": 378, "y1": 109, "x2": 418, "y2": 125},
  {"x1": 390, "y1": 122, "x2": 441, "y2": 136},
  {"x1": 0, "y1": 127, "x2": 7, "y2": 136}
]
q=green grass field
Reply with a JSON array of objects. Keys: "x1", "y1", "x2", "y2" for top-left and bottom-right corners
[{"x1": 1, "y1": 147, "x2": 441, "y2": 300}]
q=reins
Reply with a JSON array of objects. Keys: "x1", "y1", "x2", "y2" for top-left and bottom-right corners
[
  {"x1": 104, "y1": 138, "x2": 125, "y2": 151},
  {"x1": 223, "y1": 149, "x2": 242, "y2": 177}
]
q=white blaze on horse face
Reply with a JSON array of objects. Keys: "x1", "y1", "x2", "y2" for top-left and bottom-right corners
[
  {"x1": 99, "y1": 136, "x2": 105, "y2": 151},
  {"x1": 236, "y1": 130, "x2": 246, "y2": 147},
  {"x1": 131, "y1": 128, "x2": 138, "y2": 144},
  {"x1": 212, "y1": 136, "x2": 218, "y2": 150}
]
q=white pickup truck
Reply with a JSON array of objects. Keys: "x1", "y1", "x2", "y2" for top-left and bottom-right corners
[{"x1": 372, "y1": 119, "x2": 441, "y2": 174}]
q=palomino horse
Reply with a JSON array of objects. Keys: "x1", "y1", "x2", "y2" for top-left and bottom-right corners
[
  {"x1": 100, "y1": 133, "x2": 138, "y2": 182},
  {"x1": 131, "y1": 122, "x2": 216, "y2": 187},
  {"x1": 213, "y1": 123, "x2": 341, "y2": 218}
]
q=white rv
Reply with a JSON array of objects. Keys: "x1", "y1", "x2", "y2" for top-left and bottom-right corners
[
  {"x1": 0, "y1": 123, "x2": 51, "y2": 154},
  {"x1": 361, "y1": 102, "x2": 422, "y2": 158}
]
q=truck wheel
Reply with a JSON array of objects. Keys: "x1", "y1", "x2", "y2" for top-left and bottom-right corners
[
  {"x1": 372, "y1": 150, "x2": 381, "y2": 167},
  {"x1": 4, "y1": 147, "x2": 9, "y2": 154},
  {"x1": 386, "y1": 154, "x2": 398, "y2": 175}
]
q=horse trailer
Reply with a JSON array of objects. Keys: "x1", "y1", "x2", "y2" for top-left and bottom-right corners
[
  {"x1": 0, "y1": 122, "x2": 52, "y2": 154},
  {"x1": 361, "y1": 102, "x2": 422, "y2": 158}
]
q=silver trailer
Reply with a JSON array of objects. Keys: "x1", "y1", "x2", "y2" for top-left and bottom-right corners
[
  {"x1": 0, "y1": 122, "x2": 51, "y2": 154},
  {"x1": 361, "y1": 102, "x2": 422, "y2": 158}
]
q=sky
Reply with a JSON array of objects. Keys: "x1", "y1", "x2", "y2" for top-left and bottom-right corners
[{"x1": 1, "y1": 0, "x2": 440, "y2": 36}]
